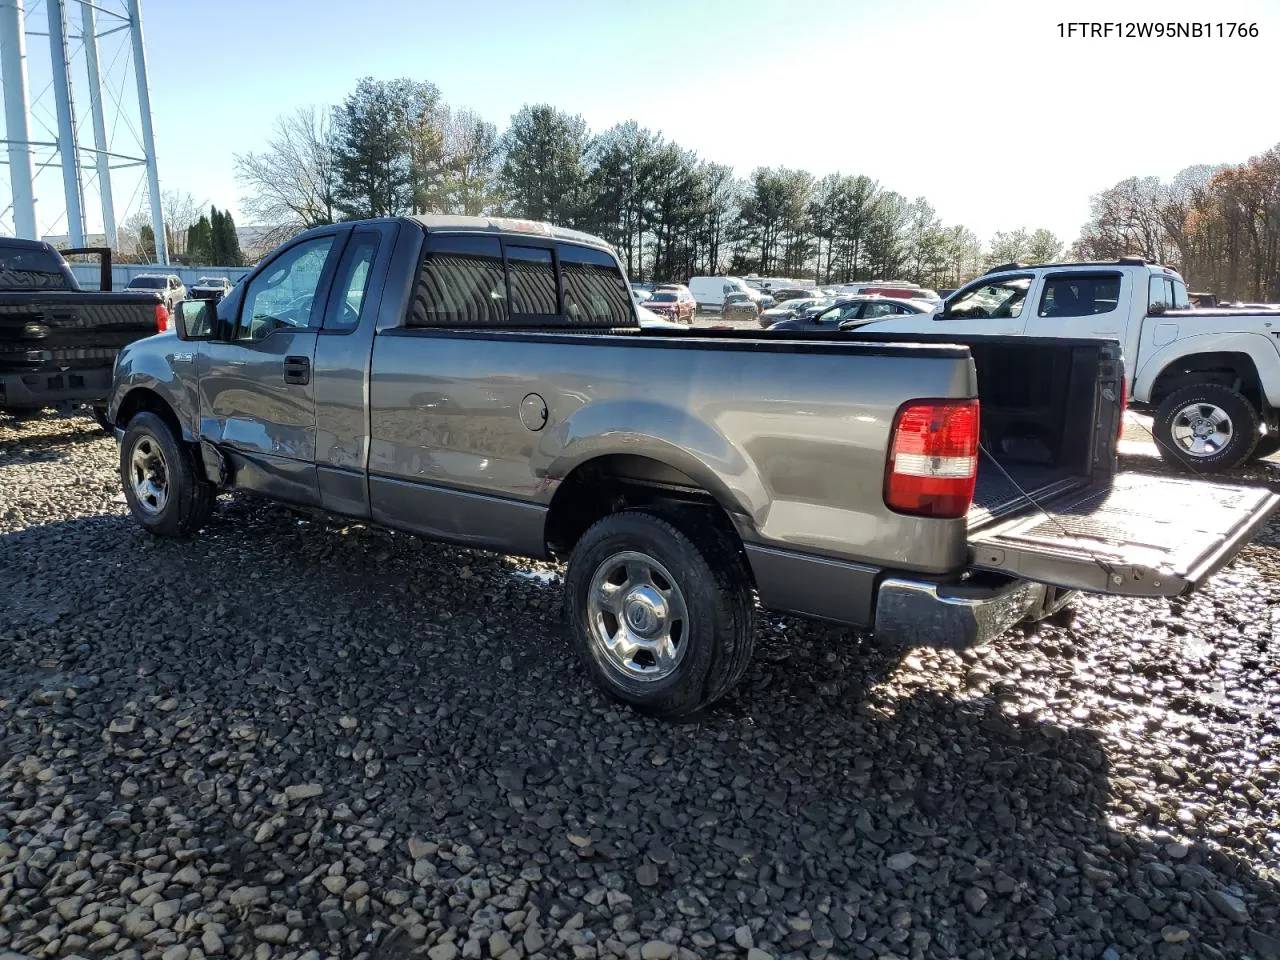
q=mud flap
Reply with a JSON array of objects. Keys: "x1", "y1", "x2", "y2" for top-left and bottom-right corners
[{"x1": 968, "y1": 473, "x2": 1278, "y2": 597}]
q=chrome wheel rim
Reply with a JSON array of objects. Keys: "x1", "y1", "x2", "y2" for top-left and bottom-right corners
[
  {"x1": 1170, "y1": 402, "x2": 1233, "y2": 457},
  {"x1": 129, "y1": 435, "x2": 168, "y2": 515},
  {"x1": 586, "y1": 550, "x2": 689, "y2": 682}
]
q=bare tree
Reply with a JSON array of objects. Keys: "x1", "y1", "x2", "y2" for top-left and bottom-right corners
[
  {"x1": 160, "y1": 190, "x2": 202, "y2": 258},
  {"x1": 234, "y1": 106, "x2": 338, "y2": 245}
]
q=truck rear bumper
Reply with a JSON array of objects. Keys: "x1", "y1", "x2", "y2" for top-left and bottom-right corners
[
  {"x1": 874, "y1": 576, "x2": 1045, "y2": 650},
  {"x1": 0, "y1": 366, "x2": 113, "y2": 410}
]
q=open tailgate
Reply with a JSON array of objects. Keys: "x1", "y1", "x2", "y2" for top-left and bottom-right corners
[{"x1": 968, "y1": 473, "x2": 1278, "y2": 597}]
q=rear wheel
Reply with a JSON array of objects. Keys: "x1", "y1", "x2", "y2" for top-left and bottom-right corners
[
  {"x1": 120, "y1": 411, "x2": 215, "y2": 537},
  {"x1": 565, "y1": 508, "x2": 755, "y2": 720},
  {"x1": 1153, "y1": 384, "x2": 1258, "y2": 472}
]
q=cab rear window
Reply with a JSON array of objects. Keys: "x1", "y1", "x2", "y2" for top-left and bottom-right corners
[
  {"x1": 409, "y1": 235, "x2": 509, "y2": 326},
  {"x1": 0, "y1": 245, "x2": 70, "y2": 290},
  {"x1": 408, "y1": 231, "x2": 634, "y2": 328}
]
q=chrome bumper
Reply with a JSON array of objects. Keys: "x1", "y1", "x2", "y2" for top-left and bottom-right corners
[{"x1": 875, "y1": 577, "x2": 1045, "y2": 649}]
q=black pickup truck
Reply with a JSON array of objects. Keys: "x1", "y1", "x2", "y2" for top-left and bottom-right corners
[{"x1": 0, "y1": 237, "x2": 168, "y2": 424}]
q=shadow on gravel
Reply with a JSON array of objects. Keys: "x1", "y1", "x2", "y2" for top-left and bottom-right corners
[
  {"x1": 2, "y1": 504, "x2": 1278, "y2": 958},
  {"x1": 0, "y1": 415, "x2": 108, "y2": 459}
]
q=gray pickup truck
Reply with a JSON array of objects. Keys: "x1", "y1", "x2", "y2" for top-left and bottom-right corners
[{"x1": 107, "y1": 216, "x2": 1279, "y2": 719}]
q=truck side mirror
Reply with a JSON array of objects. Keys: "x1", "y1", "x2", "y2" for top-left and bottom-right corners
[{"x1": 174, "y1": 299, "x2": 215, "y2": 341}]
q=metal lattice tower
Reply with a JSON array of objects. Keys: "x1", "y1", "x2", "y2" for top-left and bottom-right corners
[{"x1": 0, "y1": 0, "x2": 166, "y2": 262}]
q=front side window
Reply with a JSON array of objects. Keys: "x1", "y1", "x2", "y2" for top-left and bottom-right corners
[
  {"x1": 507, "y1": 245, "x2": 558, "y2": 316},
  {"x1": 561, "y1": 244, "x2": 632, "y2": 325},
  {"x1": 237, "y1": 236, "x2": 334, "y2": 340},
  {"x1": 410, "y1": 235, "x2": 506, "y2": 326},
  {"x1": 948, "y1": 277, "x2": 1031, "y2": 320},
  {"x1": 1038, "y1": 273, "x2": 1122, "y2": 318},
  {"x1": 817, "y1": 303, "x2": 861, "y2": 323}
]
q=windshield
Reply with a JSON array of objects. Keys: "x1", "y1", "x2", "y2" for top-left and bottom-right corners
[
  {"x1": 650, "y1": 292, "x2": 677, "y2": 302},
  {"x1": 128, "y1": 276, "x2": 167, "y2": 289},
  {"x1": 949, "y1": 277, "x2": 1031, "y2": 319}
]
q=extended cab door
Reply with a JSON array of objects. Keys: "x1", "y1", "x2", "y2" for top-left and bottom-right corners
[{"x1": 197, "y1": 230, "x2": 344, "y2": 505}]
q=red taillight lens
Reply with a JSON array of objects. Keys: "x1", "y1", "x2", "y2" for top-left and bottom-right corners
[
  {"x1": 884, "y1": 399, "x2": 979, "y2": 519},
  {"x1": 155, "y1": 302, "x2": 170, "y2": 333}
]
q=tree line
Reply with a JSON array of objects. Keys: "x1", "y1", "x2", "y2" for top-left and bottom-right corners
[
  {"x1": 234, "y1": 77, "x2": 1062, "y2": 287},
  {"x1": 1073, "y1": 144, "x2": 1280, "y2": 301}
]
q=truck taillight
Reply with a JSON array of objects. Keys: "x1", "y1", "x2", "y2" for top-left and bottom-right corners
[
  {"x1": 884, "y1": 399, "x2": 979, "y2": 519},
  {"x1": 155, "y1": 302, "x2": 170, "y2": 333}
]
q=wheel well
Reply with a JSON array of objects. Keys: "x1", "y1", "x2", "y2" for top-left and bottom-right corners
[
  {"x1": 545, "y1": 454, "x2": 748, "y2": 564},
  {"x1": 1150, "y1": 352, "x2": 1263, "y2": 411},
  {"x1": 115, "y1": 388, "x2": 182, "y2": 440}
]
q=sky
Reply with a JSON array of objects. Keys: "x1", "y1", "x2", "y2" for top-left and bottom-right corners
[{"x1": 11, "y1": 0, "x2": 1280, "y2": 245}]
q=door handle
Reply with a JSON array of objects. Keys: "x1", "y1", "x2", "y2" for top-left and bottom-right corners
[{"x1": 283, "y1": 355, "x2": 311, "y2": 385}]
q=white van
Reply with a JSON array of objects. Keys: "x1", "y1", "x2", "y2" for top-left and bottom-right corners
[{"x1": 688, "y1": 276, "x2": 756, "y2": 313}]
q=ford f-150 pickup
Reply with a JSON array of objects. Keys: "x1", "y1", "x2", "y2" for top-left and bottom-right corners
[
  {"x1": 106, "y1": 216, "x2": 1279, "y2": 719},
  {"x1": 0, "y1": 237, "x2": 170, "y2": 423}
]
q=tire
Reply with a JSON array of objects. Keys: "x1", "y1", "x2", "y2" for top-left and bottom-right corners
[
  {"x1": 120, "y1": 411, "x2": 215, "y2": 537},
  {"x1": 565, "y1": 507, "x2": 756, "y2": 720},
  {"x1": 1251, "y1": 432, "x2": 1280, "y2": 461},
  {"x1": 1153, "y1": 384, "x2": 1258, "y2": 473}
]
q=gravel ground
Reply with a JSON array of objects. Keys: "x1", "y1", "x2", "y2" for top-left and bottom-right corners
[{"x1": 2, "y1": 410, "x2": 1279, "y2": 960}]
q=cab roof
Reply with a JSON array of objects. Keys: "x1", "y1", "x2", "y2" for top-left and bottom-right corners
[{"x1": 407, "y1": 215, "x2": 614, "y2": 251}]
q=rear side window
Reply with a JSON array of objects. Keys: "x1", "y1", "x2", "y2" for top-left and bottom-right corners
[
  {"x1": 1148, "y1": 275, "x2": 1174, "y2": 312},
  {"x1": 507, "y1": 246, "x2": 558, "y2": 316},
  {"x1": 560, "y1": 244, "x2": 632, "y2": 324},
  {"x1": 0, "y1": 246, "x2": 69, "y2": 290},
  {"x1": 1038, "y1": 273, "x2": 1122, "y2": 318},
  {"x1": 324, "y1": 233, "x2": 380, "y2": 332},
  {"x1": 410, "y1": 235, "x2": 507, "y2": 326}
]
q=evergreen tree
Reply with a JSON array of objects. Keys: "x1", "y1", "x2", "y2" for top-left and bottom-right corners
[
  {"x1": 186, "y1": 215, "x2": 214, "y2": 264},
  {"x1": 496, "y1": 104, "x2": 587, "y2": 224}
]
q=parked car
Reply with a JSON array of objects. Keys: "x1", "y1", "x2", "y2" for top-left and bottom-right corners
[
  {"x1": 757, "y1": 297, "x2": 824, "y2": 328},
  {"x1": 0, "y1": 238, "x2": 170, "y2": 424},
  {"x1": 688, "y1": 275, "x2": 756, "y2": 313},
  {"x1": 755, "y1": 293, "x2": 776, "y2": 311},
  {"x1": 768, "y1": 295, "x2": 931, "y2": 332},
  {"x1": 721, "y1": 292, "x2": 759, "y2": 321},
  {"x1": 108, "y1": 216, "x2": 1277, "y2": 721},
  {"x1": 190, "y1": 276, "x2": 236, "y2": 302},
  {"x1": 769, "y1": 287, "x2": 822, "y2": 304},
  {"x1": 857, "y1": 257, "x2": 1280, "y2": 471},
  {"x1": 126, "y1": 273, "x2": 186, "y2": 312},
  {"x1": 645, "y1": 285, "x2": 696, "y2": 323}
]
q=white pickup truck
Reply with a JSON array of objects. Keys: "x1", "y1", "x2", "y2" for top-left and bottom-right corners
[{"x1": 861, "y1": 257, "x2": 1280, "y2": 472}]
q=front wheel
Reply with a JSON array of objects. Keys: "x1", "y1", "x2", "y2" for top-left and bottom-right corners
[
  {"x1": 565, "y1": 508, "x2": 756, "y2": 720},
  {"x1": 1153, "y1": 384, "x2": 1258, "y2": 472},
  {"x1": 120, "y1": 411, "x2": 215, "y2": 537}
]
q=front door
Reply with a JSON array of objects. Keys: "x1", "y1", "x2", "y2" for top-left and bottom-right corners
[{"x1": 197, "y1": 232, "x2": 341, "y2": 504}]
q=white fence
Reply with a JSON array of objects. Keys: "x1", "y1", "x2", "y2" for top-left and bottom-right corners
[{"x1": 69, "y1": 262, "x2": 253, "y2": 292}]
